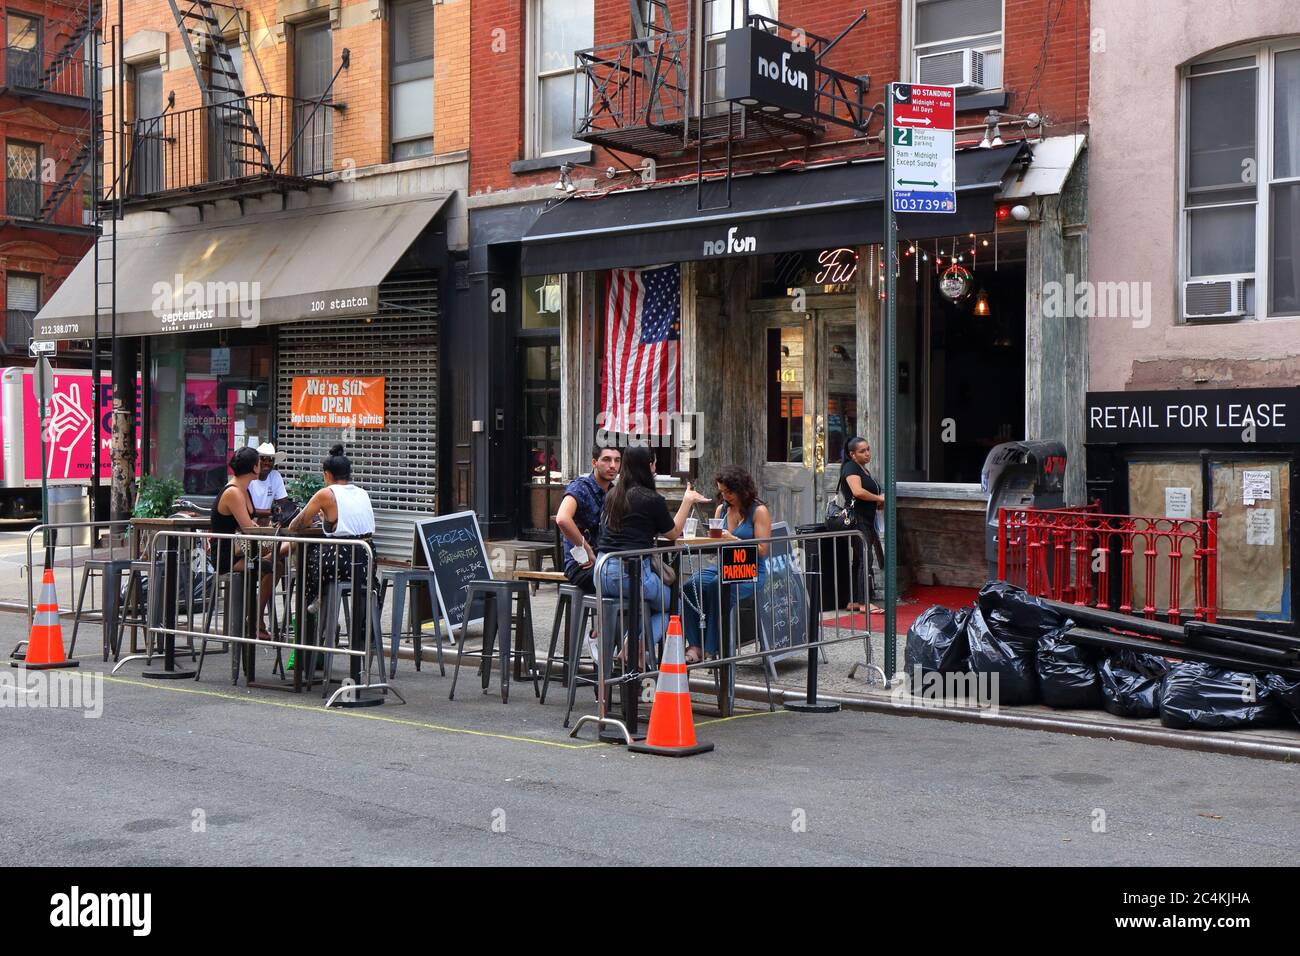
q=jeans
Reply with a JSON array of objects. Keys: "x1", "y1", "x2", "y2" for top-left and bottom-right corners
[
  {"x1": 596, "y1": 557, "x2": 671, "y2": 648},
  {"x1": 682, "y1": 566, "x2": 762, "y2": 655}
]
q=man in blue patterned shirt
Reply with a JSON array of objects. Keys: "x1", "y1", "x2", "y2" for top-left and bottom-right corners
[{"x1": 555, "y1": 445, "x2": 621, "y2": 593}]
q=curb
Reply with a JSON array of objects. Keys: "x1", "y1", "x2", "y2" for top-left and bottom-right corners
[{"x1": 725, "y1": 680, "x2": 1300, "y2": 763}]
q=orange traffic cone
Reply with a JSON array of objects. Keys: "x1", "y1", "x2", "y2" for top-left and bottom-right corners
[
  {"x1": 629, "y1": 615, "x2": 712, "y2": 757},
  {"x1": 15, "y1": 568, "x2": 78, "y2": 670}
]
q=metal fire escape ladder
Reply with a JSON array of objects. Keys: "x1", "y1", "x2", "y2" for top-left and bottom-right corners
[
  {"x1": 167, "y1": 0, "x2": 274, "y2": 175},
  {"x1": 38, "y1": 138, "x2": 93, "y2": 220}
]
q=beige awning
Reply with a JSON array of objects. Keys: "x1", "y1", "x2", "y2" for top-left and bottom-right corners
[{"x1": 35, "y1": 193, "x2": 449, "y2": 340}]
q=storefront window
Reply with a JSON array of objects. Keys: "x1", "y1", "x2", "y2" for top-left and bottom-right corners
[
  {"x1": 766, "y1": 326, "x2": 804, "y2": 463},
  {"x1": 150, "y1": 334, "x2": 273, "y2": 496},
  {"x1": 522, "y1": 341, "x2": 563, "y2": 537},
  {"x1": 825, "y1": 324, "x2": 857, "y2": 464},
  {"x1": 522, "y1": 274, "x2": 563, "y2": 328}
]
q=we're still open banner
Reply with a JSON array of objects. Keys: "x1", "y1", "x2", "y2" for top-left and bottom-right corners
[{"x1": 290, "y1": 376, "x2": 385, "y2": 429}]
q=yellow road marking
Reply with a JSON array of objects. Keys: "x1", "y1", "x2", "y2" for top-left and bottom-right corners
[{"x1": 100, "y1": 674, "x2": 603, "y2": 751}]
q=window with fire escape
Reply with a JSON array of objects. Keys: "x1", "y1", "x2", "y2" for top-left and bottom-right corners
[
  {"x1": 5, "y1": 140, "x2": 39, "y2": 219},
  {"x1": 701, "y1": 0, "x2": 777, "y2": 116},
  {"x1": 5, "y1": 12, "x2": 41, "y2": 89},
  {"x1": 292, "y1": 21, "x2": 333, "y2": 175},
  {"x1": 528, "y1": 0, "x2": 593, "y2": 157},
  {"x1": 390, "y1": 0, "x2": 435, "y2": 160}
]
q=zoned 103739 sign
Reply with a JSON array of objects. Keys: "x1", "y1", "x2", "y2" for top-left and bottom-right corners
[{"x1": 889, "y1": 83, "x2": 956, "y2": 214}]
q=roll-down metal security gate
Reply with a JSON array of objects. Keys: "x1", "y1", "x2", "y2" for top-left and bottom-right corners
[{"x1": 276, "y1": 276, "x2": 438, "y2": 558}]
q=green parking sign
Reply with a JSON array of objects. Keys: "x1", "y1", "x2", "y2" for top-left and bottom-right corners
[{"x1": 892, "y1": 127, "x2": 912, "y2": 146}]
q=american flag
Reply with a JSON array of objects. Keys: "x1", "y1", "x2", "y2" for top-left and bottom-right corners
[{"x1": 601, "y1": 264, "x2": 680, "y2": 435}]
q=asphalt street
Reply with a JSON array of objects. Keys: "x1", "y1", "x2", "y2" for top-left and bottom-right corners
[{"x1": 5, "y1": 637, "x2": 1300, "y2": 866}]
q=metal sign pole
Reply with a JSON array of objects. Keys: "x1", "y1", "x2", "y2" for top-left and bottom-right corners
[
  {"x1": 883, "y1": 84, "x2": 899, "y2": 677},
  {"x1": 36, "y1": 357, "x2": 52, "y2": 570}
]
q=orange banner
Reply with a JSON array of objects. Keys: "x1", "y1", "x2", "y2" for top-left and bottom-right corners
[{"x1": 290, "y1": 376, "x2": 385, "y2": 429}]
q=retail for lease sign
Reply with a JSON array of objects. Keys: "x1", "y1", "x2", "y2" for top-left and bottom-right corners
[{"x1": 291, "y1": 376, "x2": 385, "y2": 429}]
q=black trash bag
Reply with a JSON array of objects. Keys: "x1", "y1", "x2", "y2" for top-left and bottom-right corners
[
  {"x1": 904, "y1": 605, "x2": 970, "y2": 680},
  {"x1": 1098, "y1": 651, "x2": 1169, "y2": 719},
  {"x1": 978, "y1": 580, "x2": 1069, "y2": 643},
  {"x1": 1159, "y1": 661, "x2": 1287, "y2": 730},
  {"x1": 964, "y1": 604, "x2": 1038, "y2": 705},
  {"x1": 1036, "y1": 629, "x2": 1101, "y2": 709},
  {"x1": 1263, "y1": 673, "x2": 1300, "y2": 724}
]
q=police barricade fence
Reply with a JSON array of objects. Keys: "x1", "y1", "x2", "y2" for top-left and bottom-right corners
[
  {"x1": 13, "y1": 520, "x2": 134, "y2": 659},
  {"x1": 111, "y1": 529, "x2": 401, "y2": 709},
  {"x1": 573, "y1": 525, "x2": 882, "y2": 744}
]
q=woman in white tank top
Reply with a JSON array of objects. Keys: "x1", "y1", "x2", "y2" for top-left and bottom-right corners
[{"x1": 288, "y1": 444, "x2": 376, "y2": 619}]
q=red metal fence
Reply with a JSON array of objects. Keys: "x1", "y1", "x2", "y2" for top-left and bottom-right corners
[{"x1": 997, "y1": 505, "x2": 1219, "y2": 624}]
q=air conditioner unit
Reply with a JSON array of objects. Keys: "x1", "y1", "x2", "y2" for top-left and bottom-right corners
[
  {"x1": 917, "y1": 48, "x2": 986, "y2": 93},
  {"x1": 1183, "y1": 277, "x2": 1250, "y2": 320}
]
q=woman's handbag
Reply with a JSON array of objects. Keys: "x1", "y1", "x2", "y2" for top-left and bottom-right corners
[
  {"x1": 651, "y1": 553, "x2": 677, "y2": 588},
  {"x1": 825, "y1": 479, "x2": 858, "y2": 530}
]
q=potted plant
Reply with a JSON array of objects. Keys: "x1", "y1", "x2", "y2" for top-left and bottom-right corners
[{"x1": 132, "y1": 475, "x2": 184, "y2": 519}]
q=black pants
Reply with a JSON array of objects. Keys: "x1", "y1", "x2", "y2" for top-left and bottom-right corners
[
  {"x1": 564, "y1": 563, "x2": 596, "y2": 595},
  {"x1": 850, "y1": 526, "x2": 884, "y2": 605}
]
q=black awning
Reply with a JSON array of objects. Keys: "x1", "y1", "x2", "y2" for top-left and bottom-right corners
[{"x1": 520, "y1": 143, "x2": 1027, "y2": 276}]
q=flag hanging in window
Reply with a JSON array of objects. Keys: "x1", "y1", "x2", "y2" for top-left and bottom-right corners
[{"x1": 601, "y1": 264, "x2": 680, "y2": 436}]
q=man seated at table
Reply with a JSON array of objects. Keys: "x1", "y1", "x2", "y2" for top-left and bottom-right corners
[
  {"x1": 249, "y1": 443, "x2": 291, "y2": 526},
  {"x1": 554, "y1": 444, "x2": 620, "y2": 593}
]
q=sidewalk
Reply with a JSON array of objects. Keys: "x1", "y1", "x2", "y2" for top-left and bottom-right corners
[{"x1": 4, "y1": 538, "x2": 1299, "y2": 760}]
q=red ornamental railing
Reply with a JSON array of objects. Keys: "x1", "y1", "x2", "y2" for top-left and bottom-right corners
[{"x1": 997, "y1": 505, "x2": 1219, "y2": 625}]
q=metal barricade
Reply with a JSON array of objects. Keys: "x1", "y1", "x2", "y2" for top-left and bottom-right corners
[
  {"x1": 571, "y1": 526, "x2": 878, "y2": 744},
  {"x1": 111, "y1": 529, "x2": 403, "y2": 709},
  {"x1": 12, "y1": 520, "x2": 133, "y2": 659}
]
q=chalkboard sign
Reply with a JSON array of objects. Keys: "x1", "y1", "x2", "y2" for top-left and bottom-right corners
[
  {"x1": 756, "y1": 522, "x2": 808, "y2": 662},
  {"x1": 414, "y1": 512, "x2": 491, "y2": 633}
]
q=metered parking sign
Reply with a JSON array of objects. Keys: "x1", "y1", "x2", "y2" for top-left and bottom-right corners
[{"x1": 889, "y1": 83, "x2": 957, "y2": 214}]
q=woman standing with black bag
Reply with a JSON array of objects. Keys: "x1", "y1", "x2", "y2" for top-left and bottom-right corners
[{"x1": 837, "y1": 436, "x2": 885, "y2": 614}]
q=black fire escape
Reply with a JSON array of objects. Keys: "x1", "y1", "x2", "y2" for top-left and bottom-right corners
[{"x1": 573, "y1": 1, "x2": 874, "y2": 208}]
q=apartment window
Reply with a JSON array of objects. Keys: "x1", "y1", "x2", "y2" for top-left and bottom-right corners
[
  {"x1": 390, "y1": 0, "x2": 435, "y2": 160},
  {"x1": 1181, "y1": 41, "x2": 1300, "y2": 320},
  {"x1": 913, "y1": 0, "x2": 1003, "y2": 91},
  {"x1": 5, "y1": 12, "x2": 41, "y2": 88},
  {"x1": 5, "y1": 141, "x2": 39, "y2": 218},
  {"x1": 530, "y1": 0, "x2": 592, "y2": 156},
  {"x1": 5, "y1": 273, "x2": 38, "y2": 350},
  {"x1": 701, "y1": 0, "x2": 777, "y2": 114},
  {"x1": 293, "y1": 21, "x2": 333, "y2": 175}
]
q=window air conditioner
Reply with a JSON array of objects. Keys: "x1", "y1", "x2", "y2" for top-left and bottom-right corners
[
  {"x1": 1183, "y1": 277, "x2": 1250, "y2": 320},
  {"x1": 917, "y1": 48, "x2": 986, "y2": 93}
]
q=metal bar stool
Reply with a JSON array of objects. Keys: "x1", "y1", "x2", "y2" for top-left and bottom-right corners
[
  {"x1": 378, "y1": 569, "x2": 443, "y2": 678},
  {"x1": 448, "y1": 580, "x2": 538, "y2": 703},
  {"x1": 70, "y1": 557, "x2": 132, "y2": 660},
  {"x1": 317, "y1": 577, "x2": 386, "y2": 699},
  {"x1": 540, "y1": 584, "x2": 582, "y2": 704}
]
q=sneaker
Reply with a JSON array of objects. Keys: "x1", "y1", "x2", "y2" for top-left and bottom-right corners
[{"x1": 585, "y1": 630, "x2": 600, "y2": 667}]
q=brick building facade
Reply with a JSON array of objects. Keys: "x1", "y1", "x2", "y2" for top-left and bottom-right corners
[
  {"x1": 457, "y1": 0, "x2": 1092, "y2": 586},
  {"x1": 0, "y1": 0, "x2": 96, "y2": 359}
]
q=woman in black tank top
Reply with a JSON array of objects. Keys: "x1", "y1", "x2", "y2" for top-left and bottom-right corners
[{"x1": 214, "y1": 446, "x2": 276, "y2": 638}]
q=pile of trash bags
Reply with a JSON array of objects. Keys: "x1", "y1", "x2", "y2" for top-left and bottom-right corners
[{"x1": 902, "y1": 582, "x2": 1298, "y2": 731}]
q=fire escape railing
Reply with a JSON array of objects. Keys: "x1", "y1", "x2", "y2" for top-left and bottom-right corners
[
  {"x1": 574, "y1": 30, "x2": 693, "y2": 154},
  {"x1": 122, "y1": 92, "x2": 340, "y2": 202}
]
